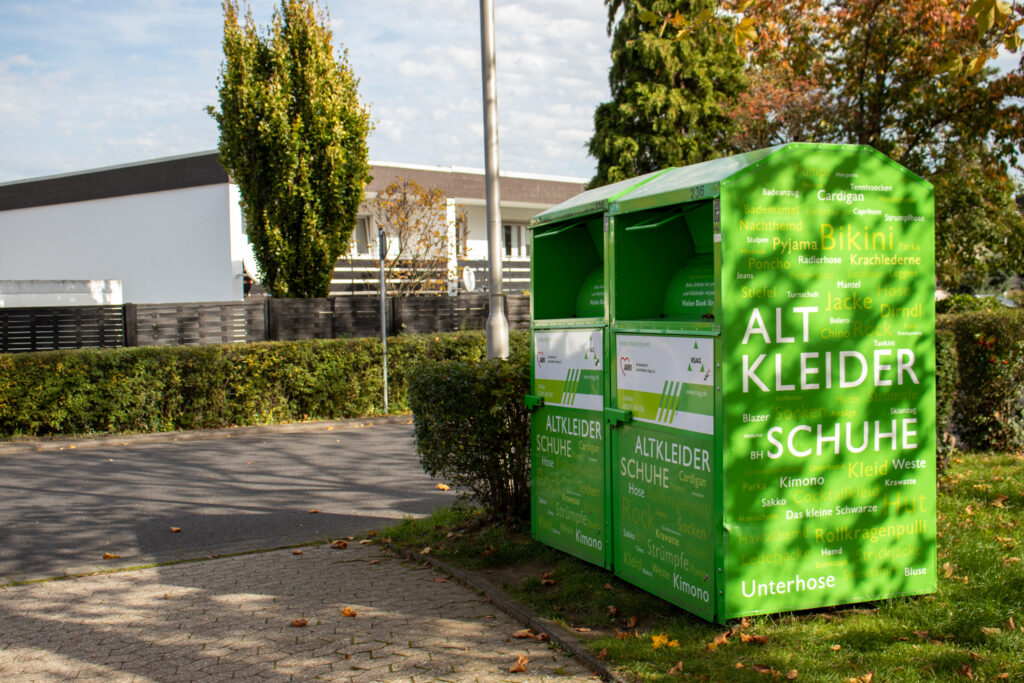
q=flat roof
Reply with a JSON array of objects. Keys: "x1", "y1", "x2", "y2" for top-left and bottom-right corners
[{"x1": 0, "y1": 151, "x2": 586, "y2": 212}]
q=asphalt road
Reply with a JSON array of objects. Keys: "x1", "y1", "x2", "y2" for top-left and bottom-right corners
[{"x1": 0, "y1": 418, "x2": 453, "y2": 583}]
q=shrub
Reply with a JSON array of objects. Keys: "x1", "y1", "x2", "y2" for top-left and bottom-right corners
[
  {"x1": 0, "y1": 331, "x2": 526, "y2": 438},
  {"x1": 939, "y1": 310, "x2": 1024, "y2": 452},
  {"x1": 936, "y1": 293, "x2": 1008, "y2": 314},
  {"x1": 934, "y1": 326, "x2": 959, "y2": 468},
  {"x1": 407, "y1": 346, "x2": 531, "y2": 522}
]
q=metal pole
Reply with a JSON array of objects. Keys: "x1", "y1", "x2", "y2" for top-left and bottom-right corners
[
  {"x1": 378, "y1": 227, "x2": 389, "y2": 413},
  {"x1": 479, "y1": 0, "x2": 509, "y2": 360}
]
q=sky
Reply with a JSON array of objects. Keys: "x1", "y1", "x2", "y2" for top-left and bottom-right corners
[{"x1": 0, "y1": 0, "x2": 613, "y2": 184}]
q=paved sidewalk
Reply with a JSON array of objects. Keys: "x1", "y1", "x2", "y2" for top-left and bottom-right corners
[{"x1": 0, "y1": 542, "x2": 597, "y2": 682}]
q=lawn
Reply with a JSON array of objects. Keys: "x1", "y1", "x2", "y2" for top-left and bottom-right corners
[{"x1": 384, "y1": 452, "x2": 1024, "y2": 681}]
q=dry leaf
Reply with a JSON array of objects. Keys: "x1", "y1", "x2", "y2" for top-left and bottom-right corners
[
  {"x1": 607, "y1": 605, "x2": 619, "y2": 617},
  {"x1": 786, "y1": 671, "x2": 799, "y2": 680},
  {"x1": 341, "y1": 607, "x2": 357, "y2": 617},
  {"x1": 419, "y1": 546, "x2": 432, "y2": 555},
  {"x1": 668, "y1": 661, "x2": 685, "y2": 675},
  {"x1": 943, "y1": 562, "x2": 954, "y2": 578},
  {"x1": 358, "y1": 539, "x2": 373, "y2": 545},
  {"x1": 596, "y1": 648, "x2": 607, "y2": 660},
  {"x1": 541, "y1": 578, "x2": 556, "y2": 586},
  {"x1": 575, "y1": 627, "x2": 592, "y2": 632},
  {"x1": 707, "y1": 631, "x2": 731, "y2": 652},
  {"x1": 433, "y1": 577, "x2": 447, "y2": 583},
  {"x1": 308, "y1": 509, "x2": 320, "y2": 514},
  {"x1": 969, "y1": 651, "x2": 985, "y2": 661},
  {"x1": 997, "y1": 674, "x2": 1009, "y2": 679},
  {"x1": 292, "y1": 550, "x2": 303, "y2": 556},
  {"x1": 509, "y1": 654, "x2": 529, "y2": 673},
  {"x1": 602, "y1": 582, "x2": 613, "y2": 590},
  {"x1": 1002, "y1": 556, "x2": 1021, "y2": 566},
  {"x1": 435, "y1": 483, "x2": 451, "y2": 491},
  {"x1": 1005, "y1": 617, "x2": 1017, "y2": 631},
  {"x1": 368, "y1": 530, "x2": 377, "y2": 537},
  {"x1": 753, "y1": 664, "x2": 776, "y2": 675},
  {"x1": 331, "y1": 540, "x2": 348, "y2": 549},
  {"x1": 651, "y1": 633, "x2": 669, "y2": 650},
  {"x1": 534, "y1": 632, "x2": 549, "y2": 642},
  {"x1": 981, "y1": 627, "x2": 1001, "y2": 636},
  {"x1": 480, "y1": 545, "x2": 496, "y2": 557},
  {"x1": 913, "y1": 629, "x2": 930, "y2": 639},
  {"x1": 740, "y1": 633, "x2": 769, "y2": 644},
  {"x1": 831, "y1": 644, "x2": 842, "y2": 651},
  {"x1": 991, "y1": 495, "x2": 1009, "y2": 508},
  {"x1": 626, "y1": 616, "x2": 638, "y2": 628},
  {"x1": 170, "y1": 527, "x2": 182, "y2": 533},
  {"x1": 960, "y1": 664, "x2": 974, "y2": 680},
  {"x1": 513, "y1": 628, "x2": 535, "y2": 639},
  {"x1": 613, "y1": 629, "x2": 631, "y2": 640},
  {"x1": 736, "y1": 662, "x2": 745, "y2": 669},
  {"x1": 367, "y1": 559, "x2": 380, "y2": 565},
  {"x1": 102, "y1": 552, "x2": 120, "y2": 560},
  {"x1": 290, "y1": 618, "x2": 308, "y2": 627}
]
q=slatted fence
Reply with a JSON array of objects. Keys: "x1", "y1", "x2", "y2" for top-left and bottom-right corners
[
  {"x1": 0, "y1": 305, "x2": 125, "y2": 353},
  {"x1": 0, "y1": 294, "x2": 531, "y2": 353}
]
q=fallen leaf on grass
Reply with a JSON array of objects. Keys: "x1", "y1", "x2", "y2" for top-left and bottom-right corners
[
  {"x1": 541, "y1": 578, "x2": 556, "y2": 586},
  {"x1": 613, "y1": 629, "x2": 632, "y2": 640},
  {"x1": 290, "y1": 618, "x2": 308, "y2": 627},
  {"x1": 602, "y1": 582, "x2": 613, "y2": 590},
  {"x1": 170, "y1": 527, "x2": 182, "y2": 533},
  {"x1": 419, "y1": 546, "x2": 431, "y2": 555},
  {"x1": 651, "y1": 633, "x2": 679, "y2": 649},
  {"x1": 1002, "y1": 556, "x2": 1021, "y2": 566},
  {"x1": 735, "y1": 662, "x2": 745, "y2": 669},
  {"x1": 991, "y1": 495, "x2": 1009, "y2": 508},
  {"x1": 786, "y1": 671, "x2": 799, "y2": 680},
  {"x1": 707, "y1": 631, "x2": 731, "y2": 652},
  {"x1": 435, "y1": 483, "x2": 451, "y2": 491},
  {"x1": 341, "y1": 607, "x2": 357, "y2": 617},
  {"x1": 331, "y1": 540, "x2": 348, "y2": 549},
  {"x1": 626, "y1": 616, "x2": 638, "y2": 628},
  {"x1": 981, "y1": 627, "x2": 1002, "y2": 636},
  {"x1": 997, "y1": 674, "x2": 1010, "y2": 679},
  {"x1": 753, "y1": 664, "x2": 777, "y2": 675},
  {"x1": 969, "y1": 651, "x2": 985, "y2": 661},
  {"x1": 913, "y1": 630, "x2": 930, "y2": 639},
  {"x1": 831, "y1": 644, "x2": 842, "y2": 651},
  {"x1": 668, "y1": 661, "x2": 685, "y2": 675},
  {"x1": 102, "y1": 553, "x2": 120, "y2": 560},
  {"x1": 607, "y1": 605, "x2": 619, "y2": 617},
  {"x1": 845, "y1": 674, "x2": 873, "y2": 683},
  {"x1": 480, "y1": 546, "x2": 496, "y2": 557},
  {"x1": 740, "y1": 633, "x2": 769, "y2": 644},
  {"x1": 596, "y1": 648, "x2": 607, "y2": 660},
  {"x1": 1005, "y1": 617, "x2": 1017, "y2": 631},
  {"x1": 509, "y1": 654, "x2": 529, "y2": 673},
  {"x1": 960, "y1": 664, "x2": 975, "y2": 679}
]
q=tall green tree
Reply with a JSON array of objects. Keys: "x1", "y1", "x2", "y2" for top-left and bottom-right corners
[
  {"x1": 587, "y1": 0, "x2": 747, "y2": 188},
  {"x1": 208, "y1": 0, "x2": 372, "y2": 297}
]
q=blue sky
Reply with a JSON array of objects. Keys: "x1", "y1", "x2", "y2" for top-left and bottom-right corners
[{"x1": 0, "y1": 0, "x2": 612, "y2": 183}]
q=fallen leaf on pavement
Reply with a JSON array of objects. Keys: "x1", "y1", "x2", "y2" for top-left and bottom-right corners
[
  {"x1": 331, "y1": 540, "x2": 348, "y2": 549},
  {"x1": 102, "y1": 553, "x2": 120, "y2": 560},
  {"x1": 419, "y1": 546, "x2": 432, "y2": 555},
  {"x1": 341, "y1": 607, "x2": 357, "y2": 617},
  {"x1": 308, "y1": 509, "x2": 320, "y2": 514},
  {"x1": 435, "y1": 483, "x2": 451, "y2": 490},
  {"x1": 433, "y1": 577, "x2": 447, "y2": 583},
  {"x1": 170, "y1": 527, "x2": 182, "y2": 533},
  {"x1": 292, "y1": 550, "x2": 303, "y2": 555},
  {"x1": 575, "y1": 627, "x2": 592, "y2": 632},
  {"x1": 290, "y1": 618, "x2": 308, "y2": 627},
  {"x1": 509, "y1": 654, "x2": 529, "y2": 673}
]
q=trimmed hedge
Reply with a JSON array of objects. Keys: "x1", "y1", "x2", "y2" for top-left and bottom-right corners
[
  {"x1": 0, "y1": 331, "x2": 527, "y2": 438},
  {"x1": 407, "y1": 345, "x2": 531, "y2": 521},
  {"x1": 938, "y1": 310, "x2": 1024, "y2": 452}
]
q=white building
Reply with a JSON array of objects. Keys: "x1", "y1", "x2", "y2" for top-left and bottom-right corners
[{"x1": 0, "y1": 151, "x2": 584, "y2": 306}]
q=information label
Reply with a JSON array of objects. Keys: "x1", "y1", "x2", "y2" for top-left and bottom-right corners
[
  {"x1": 615, "y1": 335, "x2": 714, "y2": 434},
  {"x1": 534, "y1": 330, "x2": 603, "y2": 411}
]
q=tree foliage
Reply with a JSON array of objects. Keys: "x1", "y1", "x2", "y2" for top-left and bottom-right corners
[
  {"x1": 208, "y1": 0, "x2": 371, "y2": 297},
  {"x1": 728, "y1": 0, "x2": 1024, "y2": 291},
  {"x1": 587, "y1": 0, "x2": 747, "y2": 187},
  {"x1": 368, "y1": 178, "x2": 466, "y2": 296}
]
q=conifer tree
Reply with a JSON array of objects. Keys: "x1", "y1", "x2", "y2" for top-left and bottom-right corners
[{"x1": 587, "y1": 0, "x2": 746, "y2": 187}]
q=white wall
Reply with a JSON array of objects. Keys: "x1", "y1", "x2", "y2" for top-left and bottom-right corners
[
  {"x1": 0, "y1": 184, "x2": 242, "y2": 304},
  {"x1": 460, "y1": 203, "x2": 545, "y2": 260},
  {"x1": 0, "y1": 279, "x2": 123, "y2": 307}
]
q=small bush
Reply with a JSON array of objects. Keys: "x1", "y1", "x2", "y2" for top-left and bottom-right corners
[
  {"x1": 0, "y1": 331, "x2": 528, "y2": 438},
  {"x1": 407, "y1": 347, "x2": 531, "y2": 522},
  {"x1": 936, "y1": 293, "x2": 1008, "y2": 314},
  {"x1": 939, "y1": 310, "x2": 1024, "y2": 452},
  {"x1": 934, "y1": 326, "x2": 959, "y2": 468}
]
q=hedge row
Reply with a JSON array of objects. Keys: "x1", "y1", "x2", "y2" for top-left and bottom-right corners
[
  {"x1": 938, "y1": 309, "x2": 1024, "y2": 452},
  {"x1": 0, "y1": 331, "x2": 527, "y2": 438}
]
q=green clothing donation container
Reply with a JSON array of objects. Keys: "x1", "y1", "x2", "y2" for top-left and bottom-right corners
[
  {"x1": 529, "y1": 143, "x2": 936, "y2": 622},
  {"x1": 526, "y1": 171, "x2": 667, "y2": 569}
]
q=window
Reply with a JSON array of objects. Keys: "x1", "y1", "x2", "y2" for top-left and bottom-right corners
[
  {"x1": 503, "y1": 223, "x2": 528, "y2": 259},
  {"x1": 352, "y1": 215, "x2": 372, "y2": 256}
]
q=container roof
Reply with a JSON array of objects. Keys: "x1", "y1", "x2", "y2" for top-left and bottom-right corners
[{"x1": 529, "y1": 168, "x2": 669, "y2": 227}]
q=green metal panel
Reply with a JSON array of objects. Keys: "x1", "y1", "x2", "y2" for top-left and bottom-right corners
[
  {"x1": 530, "y1": 169, "x2": 670, "y2": 228},
  {"x1": 717, "y1": 144, "x2": 935, "y2": 618}
]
